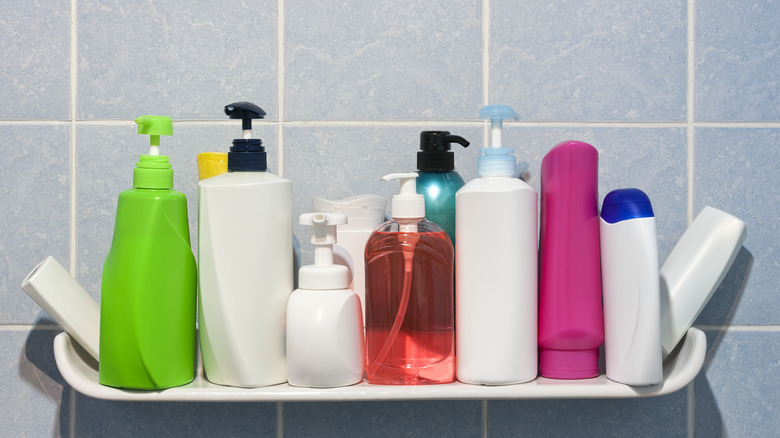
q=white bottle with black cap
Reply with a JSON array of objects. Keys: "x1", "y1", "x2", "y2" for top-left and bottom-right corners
[
  {"x1": 287, "y1": 212, "x2": 365, "y2": 387},
  {"x1": 198, "y1": 101, "x2": 293, "y2": 388}
]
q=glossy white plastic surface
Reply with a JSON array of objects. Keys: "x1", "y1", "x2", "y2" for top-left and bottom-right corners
[
  {"x1": 198, "y1": 171, "x2": 293, "y2": 387},
  {"x1": 53, "y1": 327, "x2": 705, "y2": 401},
  {"x1": 660, "y1": 207, "x2": 747, "y2": 356},
  {"x1": 286, "y1": 288, "x2": 365, "y2": 388},
  {"x1": 600, "y1": 217, "x2": 662, "y2": 386},
  {"x1": 455, "y1": 176, "x2": 538, "y2": 385},
  {"x1": 21, "y1": 256, "x2": 100, "y2": 362}
]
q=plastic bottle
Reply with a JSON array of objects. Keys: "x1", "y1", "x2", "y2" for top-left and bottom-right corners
[
  {"x1": 198, "y1": 102, "x2": 293, "y2": 388},
  {"x1": 287, "y1": 212, "x2": 365, "y2": 387},
  {"x1": 311, "y1": 194, "x2": 387, "y2": 322},
  {"x1": 416, "y1": 130, "x2": 470, "y2": 246},
  {"x1": 599, "y1": 188, "x2": 662, "y2": 386},
  {"x1": 455, "y1": 104, "x2": 538, "y2": 385},
  {"x1": 660, "y1": 206, "x2": 747, "y2": 356},
  {"x1": 99, "y1": 116, "x2": 197, "y2": 389},
  {"x1": 538, "y1": 140, "x2": 603, "y2": 379},
  {"x1": 364, "y1": 173, "x2": 455, "y2": 385}
]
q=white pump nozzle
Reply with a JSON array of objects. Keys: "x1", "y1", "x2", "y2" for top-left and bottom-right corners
[
  {"x1": 298, "y1": 212, "x2": 350, "y2": 290},
  {"x1": 381, "y1": 173, "x2": 425, "y2": 219}
]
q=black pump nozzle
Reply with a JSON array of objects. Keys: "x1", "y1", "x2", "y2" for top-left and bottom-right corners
[
  {"x1": 224, "y1": 102, "x2": 268, "y2": 172},
  {"x1": 417, "y1": 131, "x2": 470, "y2": 172},
  {"x1": 224, "y1": 101, "x2": 266, "y2": 131}
]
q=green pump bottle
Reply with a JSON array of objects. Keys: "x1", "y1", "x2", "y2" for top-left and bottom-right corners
[{"x1": 98, "y1": 116, "x2": 197, "y2": 389}]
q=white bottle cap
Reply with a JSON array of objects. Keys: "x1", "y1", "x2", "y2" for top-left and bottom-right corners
[
  {"x1": 382, "y1": 173, "x2": 425, "y2": 219},
  {"x1": 298, "y1": 212, "x2": 350, "y2": 290}
]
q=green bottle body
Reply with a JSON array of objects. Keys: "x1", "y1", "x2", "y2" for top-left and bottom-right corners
[
  {"x1": 416, "y1": 170, "x2": 465, "y2": 246},
  {"x1": 99, "y1": 188, "x2": 197, "y2": 389}
]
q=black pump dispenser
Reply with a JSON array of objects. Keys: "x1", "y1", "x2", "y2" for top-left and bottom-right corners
[
  {"x1": 417, "y1": 131, "x2": 470, "y2": 172},
  {"x1": 225, "y1": 101, "x2": 267, "y2": 172}
]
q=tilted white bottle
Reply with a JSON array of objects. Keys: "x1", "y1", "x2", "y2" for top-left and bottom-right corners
[
  {"x1": 287, "y1": 212, "x2": 365, "y2": 388},
  {"x1": 198, "y1": 102, "x2": 293, "y2": 387},
  {"x1": 600, "y1": 188, "x2": 662, "y2": 386},
  {"x1": 455, "y1": 105, "x2": 538, "y2": 385}
]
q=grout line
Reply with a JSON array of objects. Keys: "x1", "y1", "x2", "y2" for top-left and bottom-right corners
[
  {"x1": 687, "y1": 381, "x2": 695, "y2": 438},
  {"x1": 70, "y1": 387, "x2": 77, "y2": 438},
  {"x1": 70, "y1": 0, "x2": 79, "y2": 277},
  {"x1": 482, "y1": 0, "x2": 490, "y2": 106},
  {"x1": 482, "y1": 400, "x2": 489, "y2": 438},
  {"x1": 277, "y1": 0, "x2": 286, "y2": 177},
  {"x1": 276, "y1": 401, "x2": 284, "y2": 438},
  {"x1": 686, "y1": 0, "x2": 696, "y2": 225}
]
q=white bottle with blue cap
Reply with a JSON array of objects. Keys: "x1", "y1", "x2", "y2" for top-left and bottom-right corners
[
  {"x1": 599, "y1": 188, "x2": 662, "y2": 386},
  {"x1": 455, "y1": 105, "x2": 538, "y2": 385}
]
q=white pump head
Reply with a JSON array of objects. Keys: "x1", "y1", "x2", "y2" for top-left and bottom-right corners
[
  {"x1": 298, "y1": 212, "x2": 350, "y2": 290},
  {"x1": 382, "y1": 173, "x2": 425, "y2": 219}
]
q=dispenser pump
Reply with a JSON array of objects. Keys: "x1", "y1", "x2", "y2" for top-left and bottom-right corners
[
  {"x1": 417, "y1": 131, "x2": 470, "y2": 172},
  {"x1": 477, "y1": 105, "x2": 520, "y2": 177},
  {"x1": 224, "y1": 101, "x2": 267, "y2": 172},
  {"x1": 133, "y1": 116, "x2": 173, "y2": 189},
  {"x1": 382, "y1": 173, "x2": 425, "y2": 219},
  {"x1": 299, "y1": 212, "x2": 350, "y2": 290}
]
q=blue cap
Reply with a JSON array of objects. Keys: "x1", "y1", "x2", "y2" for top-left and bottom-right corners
[{"x1": 600, "y1": 188, "x2": 655, "y2": 223}]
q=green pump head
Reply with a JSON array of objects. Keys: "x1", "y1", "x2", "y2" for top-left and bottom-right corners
[{"x1": 133, "y1": 116, "x2": 174, "y2": 189}]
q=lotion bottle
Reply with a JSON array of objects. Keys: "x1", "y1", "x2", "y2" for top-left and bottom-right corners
[
  {"x1": 600, "y1": 188, "x2": 662, "y2": 386},
  {"x1": 198, "y1": 102, "x2": 293, "y2": 387},
  {"x1": 287, "y1": 212, "x2": 365, "y2": 387},
  {"x1": 364, "y1": 173, "x2": 455, "y2": 385},
  {"x1": 416, "y1": 130, "x2": 469, "y2": 246},
  {"x1": 311, "y1": 194, "x2": 387, "y2": 322},
  {"x1": 455, "y1": 105, "x2": 538, "y2": 385},
  {"x1": 538, "y1": 140, "x2": 603, "y2": 379},
  {"x1": 99, "y1": 116, "x2": 197, "y2": 389}
]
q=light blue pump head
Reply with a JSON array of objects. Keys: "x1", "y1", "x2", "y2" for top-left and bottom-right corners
[{"x1": 478, "y1": 104, "x2": 520, "y2": 177}]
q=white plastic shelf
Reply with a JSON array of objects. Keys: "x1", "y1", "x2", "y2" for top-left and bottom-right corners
[{"x1": 53, "y1": 327, "x2": 706, "y2": 402}]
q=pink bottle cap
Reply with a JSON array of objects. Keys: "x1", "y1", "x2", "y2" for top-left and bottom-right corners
[{"x1": 539, "y1": 348, "x2": 599, "y2": 379}]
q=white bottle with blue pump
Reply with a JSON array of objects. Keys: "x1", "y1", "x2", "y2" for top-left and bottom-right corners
[
  {"x1": 455, "y1": 105, "x2": 538, "y2": 385},
  {"x1": 600, "y1": 188, "x2": 662, "y2": 386},
  {"x1": 287, "y1": 212, "x2": 365, "y2": 388},
  {"x1": 198, "y1": 102, "x2": 293, "y2": 388}
]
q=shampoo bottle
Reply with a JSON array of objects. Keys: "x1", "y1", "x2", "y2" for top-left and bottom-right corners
[
  {"x1": 311, "y1": 194, "x2": 387, "y2": 322},
  {"x1": 198, "y1": 102, "x2": 293, "y2": 387},
  {"x1": 364, "y1": 173, "x2": 455, "y2": 385},
  {"x1": 287, "y1": 212, "x2": 365, "y2": 387},
  {"x1": 455, "y1": 104, "x2": 538, "y2": 385},
  {"x1": 416, "y1": 130, "x2": 469, "y2": 246},
  {"x1": 538, "y1": 140, "x2": 603, "y2": 379},
  {"x1": 99, "y1": 116, "x2": 197, "y2": 389},
  {"x1": 600, "y1": 188, "x2": 662, "y2": 386}
]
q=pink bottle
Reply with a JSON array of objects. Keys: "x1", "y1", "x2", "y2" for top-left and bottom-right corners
[{"x1": 538, "y1": 140, "x2": 604, "y2": 379}]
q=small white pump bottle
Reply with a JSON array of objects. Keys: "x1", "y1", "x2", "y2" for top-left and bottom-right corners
[
  {"x1": 599, "y1": 188, "x2": 662, "y2": 386},
  {"x1": 287, "y1": 212, "x2": 365, "y2": 388},
  {"x1": 455, "y1": 105, "x2": 538, "y2": 385}
]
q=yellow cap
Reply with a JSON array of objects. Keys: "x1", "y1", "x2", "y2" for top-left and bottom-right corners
[{"x1": 197, "y1": 152, "x2": 228, "y2": 180}]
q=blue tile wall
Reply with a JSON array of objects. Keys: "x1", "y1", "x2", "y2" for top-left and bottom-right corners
[{"x1": 1, "y1": 0, "x2": 777, "y2": 436}]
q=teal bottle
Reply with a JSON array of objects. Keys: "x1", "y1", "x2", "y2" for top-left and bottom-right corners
[{"x1": 415, "y1": 131, "x2": 469, "y2": 246}]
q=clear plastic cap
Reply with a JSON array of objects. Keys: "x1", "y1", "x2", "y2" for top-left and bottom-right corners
[{"x1": 478, "y1": 105, "x2": 520, "y2": 177}]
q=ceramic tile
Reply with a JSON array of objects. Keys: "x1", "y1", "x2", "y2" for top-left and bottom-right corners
[
  {"x1": 74, "y1": 396, "x2": 277, "y2": 437},
  {"x1": 0, "y1": 125, "x2": 70, "y2": 324},
  {"x1": 693, "y1": 128, "x2": 779, "y2": 325},
  {"x1": 490, "y1": 0, "x2": 687, "y2": 121},
  {"x1": 77, "y1": 0, "x2": 278, "y2": 119},
  {"x1": 283, "y1": 124, "x2": 483, "y2": 266},
  {"x1": 694, "y1": 329, "x2": 780, "y2": 437},
  {"x1": 0, "y1": 0, "x2": 70, "y2": 119},
  {"x1": 76, "y1": 122, "x2": 278, "y2": 298},
  {"x1": 695, "y1": 1, "x2": 780, "y2": 121},
  {"x1": 488, "y1": 392, "x2": 688, "y2": 437},
  {"x1": 284, "y1": 400, "x2": 482, "y2": 438},
  {"x1": 284, "y1": 0, "x2": 482, "y2": 120},
  {"x1": 0, "y1": 328, "x2": 71, "y2": 437}
]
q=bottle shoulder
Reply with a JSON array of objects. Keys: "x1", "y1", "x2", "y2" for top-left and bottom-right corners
[
  {"x1": 199, "y1": 171, "x2": 291, "y2": 188},
  {"x1": 458, "y1": 176, "x2": 535, "y2": 194}
]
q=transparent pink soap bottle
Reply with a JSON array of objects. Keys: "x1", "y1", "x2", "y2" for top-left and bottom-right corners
[
  {"x1": 365, "y1": 173, "x2": 455, "y2": 385},
  {"x1": 538, "y1": 140, "x2": 604, "y2": 379}
]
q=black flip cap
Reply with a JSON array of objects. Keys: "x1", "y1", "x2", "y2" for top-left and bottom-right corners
[{"x1": 417, "y1": 131, "x2": 470, "y2": 171}]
